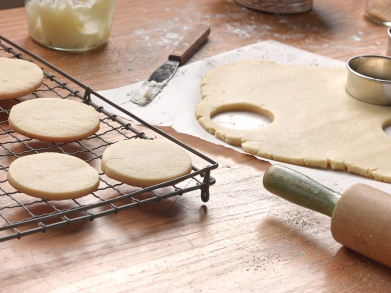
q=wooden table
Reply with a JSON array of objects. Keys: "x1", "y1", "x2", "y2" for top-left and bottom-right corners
[{"x1": 1, "y1": 0, "x2": 391, "y2": 292}]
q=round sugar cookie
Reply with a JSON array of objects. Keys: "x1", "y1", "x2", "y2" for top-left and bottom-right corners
[
  {"x1": 9, "y1": 98, "x2": 100, "y2": 142},
  {"x1": 101, "y1": 139, "x2": 192, "y2": 187},
  {"x1": 7, "y1": 152, "x2": 100, "y2": 200},
  {"x1": 0, "y1": 58, "x2": 44, "y2": 100}
]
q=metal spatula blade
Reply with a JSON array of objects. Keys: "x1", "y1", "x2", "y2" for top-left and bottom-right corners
[{"x1": 130, "y1": 24, "x2": 210, "y2": 106}]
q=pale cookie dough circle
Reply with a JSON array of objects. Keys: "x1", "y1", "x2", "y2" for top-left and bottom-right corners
[
  {"x1": 9, "y1": 98, "x2": 100, "y2": 142},
  {"x1": 0, "y1": 58, "x2": 44, "y2": 100},
  {"x1": 101, "y1": 139, "x2": 193, "y2": 188},
  {"x1": 7, "y1": 152, "x2": 100, "y2": 200}
]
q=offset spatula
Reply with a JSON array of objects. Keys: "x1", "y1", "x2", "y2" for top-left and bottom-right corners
[{"x1": 130, "y1": 24, "x2": 211, "y2": 106}]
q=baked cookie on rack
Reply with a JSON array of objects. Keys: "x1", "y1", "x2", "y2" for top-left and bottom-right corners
[
  {"x1": 7, "y1": 152, "x2": 100, "y2": 200},
  {"x1": 0, "y1": 57, "x2": 44, "y2": 99},
  {"x1": 101, "y1": 139, "x2": 193, "y2": 188},
  {"x1": 9, "y1": 97, "x2": 100, "y2": 142}
]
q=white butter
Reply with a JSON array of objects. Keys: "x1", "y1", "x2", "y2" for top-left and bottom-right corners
[
  {"x1": 25, "y1": 0, "x2": 117, "y2": 51},
  {"x1": 130, "y1": 80, "x2": 168, "y2": 106}
]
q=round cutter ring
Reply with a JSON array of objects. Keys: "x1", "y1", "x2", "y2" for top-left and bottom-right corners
[{"x1": 346, "y1": 55, "x2": 391, "y2": 106}]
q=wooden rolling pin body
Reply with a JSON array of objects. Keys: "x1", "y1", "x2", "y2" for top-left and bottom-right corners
[
  {"x1": 331, "y1": 183, "x2": 391, "y2": 267},
  {"x1": 263, "y1": 165, "x2": 391, "y2": 268}
]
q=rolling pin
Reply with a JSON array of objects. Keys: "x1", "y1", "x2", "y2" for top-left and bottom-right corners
[{"x1": 263, "y1": 164, "x2": 391, "y2": 268}]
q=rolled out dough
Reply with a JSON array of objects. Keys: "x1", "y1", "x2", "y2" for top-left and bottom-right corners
[{"x1": 195, "y1": 59, "x2": 391, "y2": 183}]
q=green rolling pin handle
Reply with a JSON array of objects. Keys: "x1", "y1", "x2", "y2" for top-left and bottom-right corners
[{"x1": 263, "y1": 164, "x2": 341, "y2": 217}]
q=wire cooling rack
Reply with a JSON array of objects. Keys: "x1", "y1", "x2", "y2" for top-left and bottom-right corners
[{"x1": 0, "y1": 36, "x2": 218, "y2": 242}]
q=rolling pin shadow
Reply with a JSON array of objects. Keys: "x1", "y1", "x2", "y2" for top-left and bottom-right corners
[{"x1": 263, "y1": 164, "x2": 391, "y2": 268}]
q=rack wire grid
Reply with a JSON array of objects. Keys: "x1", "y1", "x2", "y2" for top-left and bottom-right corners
[{"x1": 0, "y1": 36, "x2": 218, "y2": 242}]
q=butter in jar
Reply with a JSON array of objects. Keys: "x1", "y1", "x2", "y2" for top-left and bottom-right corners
[
  {"x1": 24, "y1": 0, "x2": 118, "y2": 51},
  {"x1": 365, "y1": 0, "x2": 391, "y2": 26}
]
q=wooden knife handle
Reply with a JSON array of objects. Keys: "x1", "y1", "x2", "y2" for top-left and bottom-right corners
[
  {"x1": 263, "y1": 164, "x2": 341, "y2": 217},
  {"x1": 168, "y1": 24, "x2": 210, "y2": 65}
]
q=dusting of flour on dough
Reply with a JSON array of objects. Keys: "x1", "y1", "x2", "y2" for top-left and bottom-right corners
[{"x1": 196, "y1": 59, "x2": 391, "y2": 183}]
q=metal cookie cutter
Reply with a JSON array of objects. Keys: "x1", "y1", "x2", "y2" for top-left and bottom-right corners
[
  {"x1": 346, "y1": 55, "x2": 391, "y2": 106},
  {"x1": 387, "y1": 27, "x2": 391, "y2": 56}
]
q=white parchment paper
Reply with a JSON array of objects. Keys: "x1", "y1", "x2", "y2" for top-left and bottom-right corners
[{"x1": 95, "y1": 40, "x2": 391, "y2": 195}]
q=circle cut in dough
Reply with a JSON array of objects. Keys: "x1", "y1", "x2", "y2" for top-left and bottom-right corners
[
  {"x1": 0, "y1": 58, "x2": 44, "y2": 100},
  {"x1": 101, "y1": 139, "x2": 193, "y2": 188},
  {"x1": 7, "y1": 152, "x2": 100, "y2": 200},
  {"x1": 9, "y1": 98, "x2": 100, "y2": 142}
]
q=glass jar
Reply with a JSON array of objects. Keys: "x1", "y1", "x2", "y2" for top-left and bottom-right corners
[
  {"x1": 365, "y1": 0, "x2": 391, "y2": 26},
  {"x1": 24, "y1": 0, "x2": 118, "y2": 51}
]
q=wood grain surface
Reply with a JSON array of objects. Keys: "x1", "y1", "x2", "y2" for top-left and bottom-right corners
[{"x1": 1, "y1": 0, "x2": 391, "y2": 292}]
